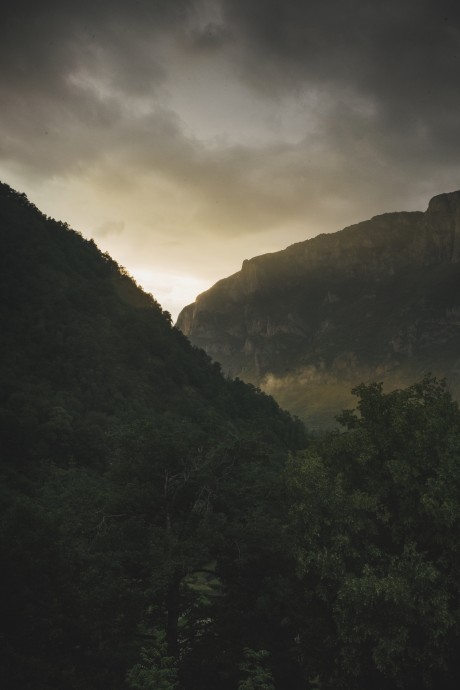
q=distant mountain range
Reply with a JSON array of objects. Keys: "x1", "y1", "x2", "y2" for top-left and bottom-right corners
[{"x1": 177, "y1": 191, "x2": 460, "y2": 427}]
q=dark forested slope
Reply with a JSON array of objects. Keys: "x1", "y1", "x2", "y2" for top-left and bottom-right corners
[{"x1": 0, "y1": 182, "x2": 305, "y2": 690}]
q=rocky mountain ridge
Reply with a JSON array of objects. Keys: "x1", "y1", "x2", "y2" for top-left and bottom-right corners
[{"x1": 177, "y1": 191, "x2": 460, "y2": 426}]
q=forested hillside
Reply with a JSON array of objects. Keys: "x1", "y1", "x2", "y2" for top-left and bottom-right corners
[
  {"x1": 0, "y1": 182, "x2": 305, "y2": 689},
  {"x1": 2, "y1": 183, "x2": 460, "y2": 690}
]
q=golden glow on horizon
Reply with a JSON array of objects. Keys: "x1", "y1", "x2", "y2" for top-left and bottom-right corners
[{"x1": 128, "y1": 267, "x2": 211, "y2": 320}]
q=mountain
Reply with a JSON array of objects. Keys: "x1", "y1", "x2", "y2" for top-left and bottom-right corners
[
  {"x1": 0, "y1": 182, "x2": 306, "y2": 690},
  {"x1": 3, "y1": 182, "x2": 460, "y2": 690},
  {"x1": 177, "y1": 191, "x2": 460, "y2": 427}
]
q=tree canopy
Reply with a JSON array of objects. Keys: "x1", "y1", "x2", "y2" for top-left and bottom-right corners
[{"x1": 287, "y1": 377, "x2": 460, "y2": 689}]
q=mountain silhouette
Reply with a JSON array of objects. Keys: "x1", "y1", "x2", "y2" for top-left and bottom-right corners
[{"x1": 178, "y1": 191, "x2": 460, "y2": 427}]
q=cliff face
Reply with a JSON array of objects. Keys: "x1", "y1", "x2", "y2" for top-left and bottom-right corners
[{"x1": 177, "y1": 191, "x2": 460, "y2": 426}]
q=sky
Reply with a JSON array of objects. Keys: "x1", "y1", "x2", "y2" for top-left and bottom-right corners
[{"x1": 2, "y1": 0, "x2": 460, "y2": 320}]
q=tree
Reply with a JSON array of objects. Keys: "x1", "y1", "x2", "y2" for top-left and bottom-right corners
[
  {"x1": 127, "y1": 631, "x2": 180, "y2": 690},
  {"x1": 287, "y1": 377, "x2": 460, "y2": 689},
  {"x1": 238, "y1": 649, "x2": 275, "y2": 690}
]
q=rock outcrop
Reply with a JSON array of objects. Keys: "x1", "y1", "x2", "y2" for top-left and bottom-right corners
[{"x1": 177, "y1": 191, "x2": 460, "y2": 427}]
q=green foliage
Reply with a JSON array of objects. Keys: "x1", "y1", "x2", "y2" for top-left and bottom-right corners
[
  {"x1": 238, "y1": 649, "x2": 275, "y2": 690},
  {"x1": 127, "y1": 631, "x2": 180, "y2": 690},
  {"x1": 0, "y1": 182, "x2": 305, "y2": 690},
  {"x1": 287, "y1": 376, "x2": 460, "y2": 689}
]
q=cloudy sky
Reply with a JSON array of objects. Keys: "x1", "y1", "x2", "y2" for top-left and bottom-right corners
[{"x1": 2, "y1": 0, "x2": 460, "y2": 318}]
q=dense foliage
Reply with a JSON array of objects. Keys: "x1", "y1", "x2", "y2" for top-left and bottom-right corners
[
  {"x1": 0, "y1": 182, "x2": 305, "y2": 690},
  {"x1": 287, "y1": 377, "x2": 460, "y2": 689},
  {"x1": 2, "y1": 183, "x2": 460, "y2": 689}
]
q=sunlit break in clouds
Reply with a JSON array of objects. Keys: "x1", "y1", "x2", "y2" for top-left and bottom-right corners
[{"x1": 2, "y1": 0, "x2": 460, "y2": 318}]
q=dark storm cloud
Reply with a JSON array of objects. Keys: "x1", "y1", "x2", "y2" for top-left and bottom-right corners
[
  {"x1": 2, "y1": 0, "x2": 459, "y2": 151},
  {"x1": 189, "y1": 22, "x2": 232, "y2": 53},
  {"x1": 0, "y1": 0, "x2": 198, "y2": 178},
  {"x1": 222, "y1": 0, "x2": 460, "y2": 96},
  {"x1": 2, "y1": 0, "x2": 460, "y2": 246},
  {"x1": 221, "y1": 0, "x2": 460, "y2": 154},
  {"x1": 0, "y1": 0, "x2": 191, "y2": 84}
]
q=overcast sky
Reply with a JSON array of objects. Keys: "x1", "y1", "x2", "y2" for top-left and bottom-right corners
[{"x1": 2, "y1": 0, "x2": 460, "y2": 318}]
